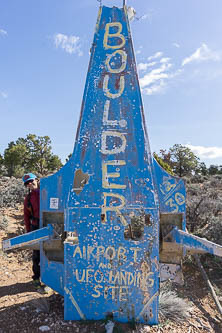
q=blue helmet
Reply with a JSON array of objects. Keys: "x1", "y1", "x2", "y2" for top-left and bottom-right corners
[{"x1": 22, "y1": 173, "x2": 37, "y2": 185}]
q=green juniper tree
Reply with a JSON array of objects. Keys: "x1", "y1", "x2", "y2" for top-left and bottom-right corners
[
  {"x1": 155, "y1": 144, "x2": 200, "y2": 177},
  {"x1": 3, "y1": 134, "x2": 63, "y2": 177}
]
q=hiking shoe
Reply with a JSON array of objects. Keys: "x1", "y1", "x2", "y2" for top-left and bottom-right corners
[{"x1": 32, "y1": 279, "x2": 41, "y2": 288}]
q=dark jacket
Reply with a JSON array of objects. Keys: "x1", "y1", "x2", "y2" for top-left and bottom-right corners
[{"x1": 24, "y1": 188, "x2": 40, "y2": 232}]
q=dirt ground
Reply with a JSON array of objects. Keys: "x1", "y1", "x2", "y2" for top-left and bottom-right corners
[{"x1": 1, "y1": 205, "x2": 222, "y2": 332}]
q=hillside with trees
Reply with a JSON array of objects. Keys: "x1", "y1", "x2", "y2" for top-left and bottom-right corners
[
  {"x1": 154, "y1": 143, "x2": 222, "y2": 178},
  {"x1": 155, "y1": 144, "x2": 222, "y2": 244}
]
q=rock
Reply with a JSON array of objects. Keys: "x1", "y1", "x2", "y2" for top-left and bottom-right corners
[
  {"x1": 39, "y1": 326, "x2": 50, "y2": 331},
  {"x1": 105, "y1": 320, "x2": 115, "y2": 333},
  {"x1": 19, "y1": 306, "x2": 26, "y2": 311},
  {"x1": 31, "y1": 298, "x2": 50, "y2": 313}
]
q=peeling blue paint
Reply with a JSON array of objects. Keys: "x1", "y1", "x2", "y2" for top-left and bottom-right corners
[{"x1": 3, "y1": 4, "x2": 222, "y2": 326}]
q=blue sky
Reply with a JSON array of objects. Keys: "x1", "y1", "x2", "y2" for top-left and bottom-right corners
[{"x1": 0, "y1": 0, "x2": 222, "y2": 166}]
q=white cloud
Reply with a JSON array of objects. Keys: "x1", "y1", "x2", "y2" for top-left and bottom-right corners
[
  {"x1": 182, "y1": 43, "x2": 221, "y2": 66},
  {"x1": 0, "y1": 91, "x2": 8, "y2": 99},
  {"x1": 140, "y1": 14, "x2": 149, "y2": 21},
  {"x1": 0, "y1": 29, "x2": 7, "y2": 37},
  {"x1": 137, "y1": 40, "x2": 222, "y2": 96},
  {"x1": 54, "y1": 33, "x2": 83, "y2": 56},
  {"x1": 186, "y1": 144, "x2": 222, "y2": 159},
  {"x1": 138, "y1": 50, "x2": 184, "y2": 95},
  {"x1": 173, "y1": 42, "x2": 180, "y2": 48},
  {"x1": 137, "y1": 43, "x2": 221, "y2": 96},
  {"x1": 140, "y1": 63, "x2": 172, "y2": 88},
  {"x1": 147, "y1": 52, "x2": 163, "y2": 61},
  {"x1": 139, "y1": 59, "x2": 179, "y2": 95},
  {"x1": 137, "y1": 61, "x2": 156, "y2": 71},
  {"x1": 142, "y1": 80, "x2": 166, "y2": 96},
  {"x1": 135, "y1": 45, "x2": 143, "y2": 55},
  {"x1": 160, "y1": 57, "x2": 171, "y2": 64}
]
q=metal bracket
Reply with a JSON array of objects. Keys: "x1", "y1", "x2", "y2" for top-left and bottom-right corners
[
  {"x1": 64, "y1": 232, "x2": 78, "y2": 245},
  {"x1": 168, "y1": 227, "x2": 222, "y2": 257},
  {"x1": 2, "y1": 224, "x2": 54, "y2": 252}
]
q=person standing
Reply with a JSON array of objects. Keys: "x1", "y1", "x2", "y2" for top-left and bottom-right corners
[{"x1": 22, "y1": 173, "x2": 40, "y2": 286}]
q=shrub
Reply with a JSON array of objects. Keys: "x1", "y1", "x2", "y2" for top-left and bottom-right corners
[
  {"x1": 0, "y1": 177, "x2": 27, "y2": 208},
  {"x1": 0, "y1": 214, "x2": 9, "y2": 231},
  {"x1": 159, "y1": 288, "x2": 191, "y2": 322}
]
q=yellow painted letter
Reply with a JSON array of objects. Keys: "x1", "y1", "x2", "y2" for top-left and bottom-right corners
[
  {"x1": 103, "y1": 74, "x2": 125, "y2": 99},
  {"x1": 102, "y1": 160, "x2": 126, "y2": 189},
  {"x1": 105, "y1": 50, "x2": 127, "y2": 73},
  {"x1": 102, "y1": 192, "x2": 127, "y2": 226},
  {"x1": 101, "y1": 131, "x2": 126, "y2": 155},
  {"x1": 103, "y1": 22, "x2": 125, "y2": 50}
]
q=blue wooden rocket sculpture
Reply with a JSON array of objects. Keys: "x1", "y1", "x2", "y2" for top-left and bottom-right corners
[{"x1": 3, "y1": 4, "x2": 222, "y2": 325}]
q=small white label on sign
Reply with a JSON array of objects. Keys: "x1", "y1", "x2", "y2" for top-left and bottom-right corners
[{"x1": 50, "y1": 198, "x2": 59, "y2": 209}]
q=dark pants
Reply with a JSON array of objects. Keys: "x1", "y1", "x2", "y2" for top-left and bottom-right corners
[{"x1": 30, "y1": 224, "x2": 40, "y2": 280}]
